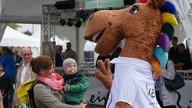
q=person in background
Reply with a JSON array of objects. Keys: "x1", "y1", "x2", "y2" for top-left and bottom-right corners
[
  {"x1": 168, "y1": 36, "x2": 179, "y2": 63},
  {"x1": 0, "y1": 47, "x2": 16, "y2": 108},
  {"x1": 63, "y1": 42, "x2": 78, "y2": 62},
  {"x1": 0, "y1": 65, "x2": 11, "y2": 108},
  {"x1": 30, "y1": 56, "x2": 86, "y2": 108},
  {"x1": 55, "y1": 45, "x2": 64, "y2": 67},
  {"x1": 63, "y1": 58, "x2": 89, "y2": 105},
  {"x1": 160, "y1": 59, "x2": 177, "y2": 108},
  {"x1": 12, "y1": 47, "x2": 36, "y2": 108},
  {"x1": 13, "y1": 50, "x2": 22, "y2": 66},
  {"x1": 0, "y1": 91, "x2": 4, "y2": 108},
  {"x1": 176, "y1": 43, "x2": 192, "y2": 70},
  {"x1": 95, "y1": 55, "x2": 110, "y2": 68},
  {"x1": 95, "y1": 47, "x2": 122, "y2": 71}
]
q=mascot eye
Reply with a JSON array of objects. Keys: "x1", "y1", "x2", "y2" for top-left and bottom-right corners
[{"x1": 130, "y1": 6, "x2": 139, "y2": 14}]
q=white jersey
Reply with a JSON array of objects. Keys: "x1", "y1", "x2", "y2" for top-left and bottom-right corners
[{"x1": 106, "y1": 57, "x2": 160, "y2": 108}]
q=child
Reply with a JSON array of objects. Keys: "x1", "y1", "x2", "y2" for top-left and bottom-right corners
[{"x1": 62, "y1": 58, "x2": 89, "y2": 105}]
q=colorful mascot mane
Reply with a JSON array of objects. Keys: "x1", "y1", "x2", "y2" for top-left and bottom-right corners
[{"x1": 83, "y1": 0, "x2": 178, "y2": 107}]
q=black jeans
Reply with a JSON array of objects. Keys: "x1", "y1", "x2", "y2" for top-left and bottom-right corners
[
  {"x1": 155, "y1": 91, "x2": 163, "y2": 108},
  {"x1": 8, "y1": 76, "x2": 15, "y2": 108}
]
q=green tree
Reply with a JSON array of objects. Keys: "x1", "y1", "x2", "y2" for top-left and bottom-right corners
[
  {"x1": 8, "y1": 23, "x2": 21, "y2": 30},
  {"x1": 23, "y1": 30, "x2": 32, "y2": 36}
]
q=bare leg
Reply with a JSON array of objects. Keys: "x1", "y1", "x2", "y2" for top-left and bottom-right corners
[{"x1": 115, "y1": 102, "x2": 132, "y2": 108}]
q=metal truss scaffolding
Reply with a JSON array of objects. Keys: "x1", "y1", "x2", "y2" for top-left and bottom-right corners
[
  {"x1": 42, "y1": 5, "x2": 59, "y2": 57},
  {"x1": 42, "y1": 5, "x2": 59, "y2": 42}
]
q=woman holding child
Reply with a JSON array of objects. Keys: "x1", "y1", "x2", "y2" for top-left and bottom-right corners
[{"x1": 30, "y1": 56, "x2": 86, "y2": 108}]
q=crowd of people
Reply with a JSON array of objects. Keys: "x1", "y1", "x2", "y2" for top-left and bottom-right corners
[
  {"x1": 0, "y1": 42, "x2": 87, "y2": 108},
  {"x1": 169, "y1": 36, "x2": 192, "y2": 70}
]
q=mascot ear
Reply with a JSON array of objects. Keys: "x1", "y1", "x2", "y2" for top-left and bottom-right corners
[{"x1": 146, "y1": 0, "x2": 165, "y2": 8}]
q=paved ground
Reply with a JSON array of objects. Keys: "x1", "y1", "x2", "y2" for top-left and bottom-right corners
[{"x1": 87, "y1": 104, "x2": 104, "y2": 108}]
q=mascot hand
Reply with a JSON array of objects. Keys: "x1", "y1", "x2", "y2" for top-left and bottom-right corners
[{"x1": 95, "y1": 59, "x2": 112, "y2": 90}]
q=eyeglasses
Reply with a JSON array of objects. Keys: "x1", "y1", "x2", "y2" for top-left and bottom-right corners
[{"x1": 0, "y1": 70, "x2": 3, "y2": 71}]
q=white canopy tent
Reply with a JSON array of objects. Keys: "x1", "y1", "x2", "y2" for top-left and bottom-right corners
[
  {"x1": 84, "y1": 41, "x2": 96, "y2": 51},
  {"x1": 0, "y1": 26, "x2": 40, "y2": 57},
  {"x1": 170, "y1": 0, "x2": 192, "y2": 52},
  {"x1": 30, "y1": 25, "x2": 95, "y2": 51}
]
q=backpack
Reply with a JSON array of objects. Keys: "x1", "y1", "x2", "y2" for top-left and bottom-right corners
[
  {"x1": 17, "y1": 79, "x2": 44, "y2": 108},
  {"x1": 17, "y1": 79, "x2": 36, "y2": 106}
]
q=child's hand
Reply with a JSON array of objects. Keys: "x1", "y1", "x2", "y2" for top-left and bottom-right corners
[
  {"x1": 80, "y1": 102, "x2": 87, "y2": 108},
  {"x1": 63, "y1": 86, "x2": 67, "y2": 92}
]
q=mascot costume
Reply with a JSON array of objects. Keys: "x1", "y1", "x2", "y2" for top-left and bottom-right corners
[{"x1": 83, "y1": 0, "x2": 178, "y2": 107}]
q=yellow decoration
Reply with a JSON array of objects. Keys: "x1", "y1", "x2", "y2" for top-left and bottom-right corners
[{"x1": 162, "y1": 12, "x2": 178, "y2": 26}]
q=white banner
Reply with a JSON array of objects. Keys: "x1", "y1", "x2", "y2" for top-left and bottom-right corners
[
  {"x1": 84, "y1": 77, "x2": 108, "y2": 105},
  {"x1": 84, "y1": 76, "x2": 192, "y2": 107},
  {"x1": 177, "y1": 80, "x2": 192, "y2": 107}
]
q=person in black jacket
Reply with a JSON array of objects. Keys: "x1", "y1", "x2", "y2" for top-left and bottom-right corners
[
  {"x1": 0, "y1": 65, "x2": 11, "y2": 108},
  {"x1": 177, "y1": 43, "x2": 192, "y2": 70},
  {"x1": 168, "y1": 37, "x2": 179, "y2": 63},
  {"x1": 55, "y1": 45, "x2": 64, "y2": 67}
]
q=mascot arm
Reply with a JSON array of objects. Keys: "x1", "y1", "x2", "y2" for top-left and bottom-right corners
[{"x1": 95, "y1": 59, "x2": 112, "y2": 90}]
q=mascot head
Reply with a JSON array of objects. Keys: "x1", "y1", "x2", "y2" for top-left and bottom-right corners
[
  {"x1": 84, "y1": 0, "x2": 165, "y2": 57},
  {"x1": 84, "y1": 0, "x2": 178, "y2": 78}
]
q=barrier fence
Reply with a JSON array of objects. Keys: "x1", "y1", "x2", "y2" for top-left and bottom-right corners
[{"x1": 176, "y1": 69, "x2": 192, "y2": 80}]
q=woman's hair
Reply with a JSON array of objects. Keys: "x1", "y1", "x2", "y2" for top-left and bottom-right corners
[
  {"x1": 30, "y1": 56, "x2": 53, "y2": 75},
  {"x1": 178, "y1": 43, "x2": 185, "y2": 49}
]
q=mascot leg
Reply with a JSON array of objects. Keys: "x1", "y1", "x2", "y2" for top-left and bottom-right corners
[{"x1": 115, "y1": 102, "x2": 132, "y2": 108}]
